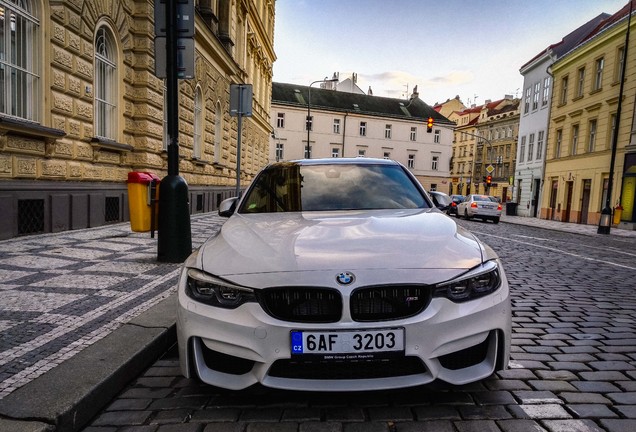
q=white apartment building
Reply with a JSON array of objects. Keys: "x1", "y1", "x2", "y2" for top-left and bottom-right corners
[
  {"x1": 270, "y1": 82, "x2": 454, "y2": 191},
  {"x1": 516, "y1": 13, "x2": 610, "y2": 217}
]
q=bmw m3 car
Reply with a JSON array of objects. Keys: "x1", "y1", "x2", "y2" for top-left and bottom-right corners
[{"x1": 177, "y1": 158, "x2": 511, "y2": 391}]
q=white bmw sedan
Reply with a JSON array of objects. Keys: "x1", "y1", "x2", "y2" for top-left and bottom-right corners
[{"x1": 177, "y1": 158, "x2": 511, "y2": 392}]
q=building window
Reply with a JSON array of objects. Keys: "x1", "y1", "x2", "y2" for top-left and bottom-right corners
[
  {"x1": 560, "y1": 76, "x2": 568, "y2": 105},
  {"x1": 537, "y1": 130, "x2": 544, "y2": 160},
  {"x1": 304, "y1": 145, "x2": 312, "y2": 159},
  {"x1": 524, "y1": 86, "x2": 531, "y2": 113},
  {"x1": 359, "y1": 121, "x2": 366, "y2": 136},
  {"x1": 333, "y1": 118, "x2": 340, "y2": 134},
  {"x1": 385, "y1": 124, "x2": 392, "y2": 139},
  {"x1": 506, "y1": 144, "x2": 511, "y2": 158},
  {"x1": 594, "y1": 57, "x2": 604, "y2": 90},
  {"x1": 193, "y1": 86, "x2": 203, "y2": 159},
  {"x1": 358, "y1": 148, "x2": 366, "y2": 157},
  {"x1": 431, "y1": 155, "x2": 439, "y2": 171},
  {"x1": 577, "y1": 67, "x2": 585, "y2": 98},
  {"x1": 276, "y1": 112, "x2": 285, "y2": 128},
  {"x1": 275, "y1": 142, "x2": 284, "y2": 161},
  {"x1": 214, "y1": 101, "x2": 222, "y2": 163},
  {"x1": 532, "y1": 82, "x2": 540, "y2": 110},
  {"x1": 588, "y1": 119, "x2": 597, "y2": 152},
  {"x1": 407, "y1": 154, "x2": 415, "y2": 169},
  {"x1": 519, "y1": 136, "x2": 526, "y2": 163},
  {"x1": 434, "y1": 129, "x2": 440, "y2": 143},
  {"x1": 430, "y1": 183, "x2": 437, "y2": 191},
  {"x1": 410, "y1": 127, "x2": 416, "y2": 141},
  {"x1": 95, "y1": 25, "x2": 118, "y2": 140},
  {"x1": 0, "y1": 0, "x2": 40, "y2": 122},
  {"x1": 542, "y1": 77, "x2": 551, "y2": 107},
  {"x1": 331, "y1": 147, "x2": 340, "y2": 158},
  {"x1": 305, "y1": 115, "x2": 313, "y2": 131},
  {"x1": 383, "y1": 151, "x2": 391, "y2": 159},
  {"x1": 571, "y1": 124, "x2": 579, "y2": 155},
  {"x1": 610, "y1": 113, "x2": 617, "y2": 150},
  {"x1": 528, "y1": 133, "x2": 534, "y2": 162},
  {"x1": 616, "y1": 46, "x2": 625, "y2": 83},
  {"x1": 555, "y1": 129, "x2": 562, "y2": 158}
]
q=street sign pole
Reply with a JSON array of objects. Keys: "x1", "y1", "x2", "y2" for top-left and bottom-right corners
[
  {"x1": 156, "y1": 0, "x2": 193, "y2": 262},
  {"x1": 230, "y1": 84, "x2": 253, "y2": 198}
]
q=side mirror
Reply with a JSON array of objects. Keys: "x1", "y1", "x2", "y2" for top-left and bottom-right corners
[{"x1": 218, "y1": 197, "x2": 239, "y2": 217}]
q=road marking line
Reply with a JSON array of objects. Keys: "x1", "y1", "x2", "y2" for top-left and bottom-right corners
[{"x1": 476, "y1": 232, "x2": 636, "y2": 270}]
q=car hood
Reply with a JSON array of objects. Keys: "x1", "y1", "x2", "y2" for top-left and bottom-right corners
[{"x1": 197, "y1": 209, "x2": 485, "y2": 285}]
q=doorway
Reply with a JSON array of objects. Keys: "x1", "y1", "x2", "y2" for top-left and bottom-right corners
[
  {"x1": 563, "y1": 181, "x2": 573, "y2": 222},
  {"x1": 580, "y1": 179, "x2": 591, "y2": 224},
  {"x1": 532, "y1": 179, "x2": 540, "y2": 217},
  {"x1": 549, "y1": 180, "x2": 558, "y2": 220}
]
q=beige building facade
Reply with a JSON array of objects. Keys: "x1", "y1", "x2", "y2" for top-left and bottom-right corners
[
  {"x1": 0, "y1": 0, "x2": 275, "y2": 240},
  {"x1": 542, "y1": 3, "x2": 636, "y2": 226}
]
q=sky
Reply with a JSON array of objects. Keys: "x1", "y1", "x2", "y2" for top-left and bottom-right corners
[{"x1": 272, "y1": 0, "x2": 629, "y2": 106}]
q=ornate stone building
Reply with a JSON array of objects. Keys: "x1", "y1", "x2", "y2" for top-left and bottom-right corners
[{"x1": 0, "y1": 0, "x2": 275, "y2": 240}]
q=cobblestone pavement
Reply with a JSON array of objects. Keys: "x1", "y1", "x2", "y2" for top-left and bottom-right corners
[
  {"x1": 81, "y1": 218, "x2": 636, "y2": 432},
  {"x1": 0, "y1": 213, "x2": 225, "y2": 401}
]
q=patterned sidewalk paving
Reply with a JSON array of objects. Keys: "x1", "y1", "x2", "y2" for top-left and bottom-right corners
[{"x1": 0, "y1": 213, "x2": 225, "y2": 400}]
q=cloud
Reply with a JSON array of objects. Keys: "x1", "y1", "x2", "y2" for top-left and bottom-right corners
[{"x1": 357, "y1": 70, "x2": 474, "y2": 98}]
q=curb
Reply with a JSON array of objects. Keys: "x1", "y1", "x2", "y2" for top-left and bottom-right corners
[{"x1": 0, "y1": 294, "x2": 178, "y2": 432}]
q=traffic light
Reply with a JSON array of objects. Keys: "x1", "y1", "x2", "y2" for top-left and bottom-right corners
[
  {"x1": 486, "y1": 175, "x2": 492, "y2": 185},
  {"x1": 426, "y1": 117, "x2": 433, "y2": 133}
]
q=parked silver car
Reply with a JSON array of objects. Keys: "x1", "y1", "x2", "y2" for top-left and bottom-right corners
[{"x1": 457, "y1": 194, "x2": 502, "y2": 224}]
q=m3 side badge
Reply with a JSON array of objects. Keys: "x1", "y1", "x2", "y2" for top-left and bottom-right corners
[{"x1": 336, "y1": 272, "x2": 355, "y2": 285}]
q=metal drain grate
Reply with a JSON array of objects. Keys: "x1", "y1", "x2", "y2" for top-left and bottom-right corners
[
  {"x1": 104, "y1": 196, "x2": 120, "y2": 223},
  {"x1": 18, "y1": 199, "x2": 44, "y2": 235}
]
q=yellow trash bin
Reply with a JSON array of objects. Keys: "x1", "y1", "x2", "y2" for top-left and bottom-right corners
[
  {"x1": 127, "y1": 172, "x2": 160, "y2": 232},
  {"x1": 613, "y1": 205, "x2": 623, "y2": 225}
]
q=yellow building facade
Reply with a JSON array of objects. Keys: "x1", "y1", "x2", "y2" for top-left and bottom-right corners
[
  {"x1": 0, "y1": 0, "x2": 275, "y2": 240},
  {"x1": 542, "y1": 6, "x2": 636, "y2": 226},
  {"x1": 449, "y1": 98, "x2": 519, "y2": 201}
]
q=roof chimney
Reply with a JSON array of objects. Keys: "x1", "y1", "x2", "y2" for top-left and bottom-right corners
[{"x1": 410, "y1": 85, "x2": 419, "y2": 100}]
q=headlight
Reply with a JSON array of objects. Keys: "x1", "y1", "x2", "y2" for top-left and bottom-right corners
[
  {"x1": 433, "y1": 261, "x2": 502, "y2": 302},
  {"x1": 185, "y1": 268, "x2": 256, "y2": 309}
]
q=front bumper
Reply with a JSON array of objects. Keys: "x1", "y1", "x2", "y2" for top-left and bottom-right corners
[{"x1": 177, "y1": 267, "x2": 511, "y2": 392}]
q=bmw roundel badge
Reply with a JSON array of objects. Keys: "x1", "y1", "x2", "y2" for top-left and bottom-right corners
[{"x1": 336, "y1": 272, "x2": 355, "y2": 285}]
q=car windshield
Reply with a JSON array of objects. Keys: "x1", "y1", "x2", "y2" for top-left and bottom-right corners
[{"x1": 239, "y1": 162, "x2": 429, "y2": 213}]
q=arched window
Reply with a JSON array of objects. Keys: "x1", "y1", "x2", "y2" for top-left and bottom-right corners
[
  {"x1": 214, "y1": 101, "x2": 222, "y2": 163},
  {"x1": 0, "y1": 0, "x2": 40, "y2": 121},
  {"x1": 94, "y1": 25, "x2": 117, "y2": 140},
  {"x1": 193, "y1": 86, "x2": 203, "y2": 159}
]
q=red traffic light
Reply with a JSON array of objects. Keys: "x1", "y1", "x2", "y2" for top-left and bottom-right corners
[{"x1": 486, "y1": 175, "x2": 492, "y2": 184}]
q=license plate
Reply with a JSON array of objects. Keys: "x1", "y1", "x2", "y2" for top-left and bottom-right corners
[{"x1": 291, "y1": 328, "x2": 404, "y2": 361}]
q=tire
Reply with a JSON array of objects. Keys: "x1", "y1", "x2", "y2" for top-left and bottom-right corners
[
  {"x1": 464, "y1": 209, "x2": 471, "y2": 220},
  {"x1": 493, "y1": 217, "x2": 500, "y2": 224}
]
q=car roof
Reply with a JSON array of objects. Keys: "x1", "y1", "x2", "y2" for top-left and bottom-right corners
[{"x1": 285, "y1": 157, "x2": 400, "y2": 167}]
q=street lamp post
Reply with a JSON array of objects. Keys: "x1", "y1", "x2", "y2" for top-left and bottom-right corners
[
  {"x1": 598, "y1": 1, "x2": 632, "y2": 234},
  {"x1": 306, "y1": 76, "x2": 338, "y2": 158}
]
